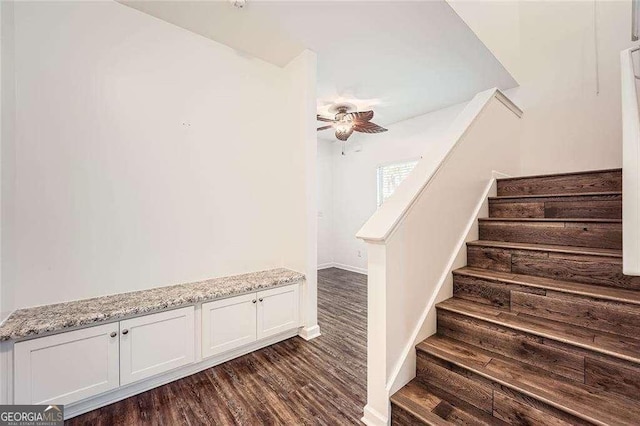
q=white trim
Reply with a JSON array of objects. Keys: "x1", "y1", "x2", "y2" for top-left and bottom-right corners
[
  {"x1": 621, "y1": 47, "x2": 640, "y2": 276},
  {"x1": 356, "y1": 88, "x2": 523, "y2": 243},
  {"x1": 384, "y1": 173, "x2": 503, "y2": 393},
  {"x1": 0, "y1": 341, "x2": 14, "y2": 405},
  {"x1": 375, "y1": 156, "x2": 423, "y2": 169},
  {"x1": 332, "y1": 263, "x2": 368, "y2": 275},
  {"x1": 64, "y1": 328, "x2": 300, "y2": 420},
  {"x1": 298, "y1": 324, "x2": 321, "y2": 341},
  {"x1": 317, "y1": 262, "x2": 334, "y2": 270},
  {"x1": 361, "y1": 404, "x2": 389, "y2": 426},
  {"x1": 494, "y1": 89, "x2": 523, "y2": 118},
  {"x1": 317, "y1": 262, "x2": 368, "y2": 275}
]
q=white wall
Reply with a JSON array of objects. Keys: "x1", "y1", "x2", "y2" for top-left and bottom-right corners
[
  {"x1": 318, "y1": 102, "x2": 466, "y2": 273},
  {"x1": 447, "y1": 0, "x2": 522, "y2": 83},
  {"x1": 0, "y1": 1, "x2": 15, "y2": 321},
  {"x1": 317, "y1": 139, "x2": 333, "y2": 269},
  {"x1": 282, "y1": 49, "x2": 319, "y2": 338},
  {"x1": 2, "y1": 1, "x2": 315, "y2": 315},
  {"x1": 450, "y1": 0, "x2": 637, "y2": 175}
]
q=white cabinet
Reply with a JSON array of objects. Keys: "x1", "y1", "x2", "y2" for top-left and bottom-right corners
[
  {"x1": 12, "y1": 282, "x2": 299, "y2": 411},
  {"x1": 202, "y1": 284, "x2": 300, "y2": 359},
  {"x1": 14, "y1": 323, "x2": 119, "y2": 405},
  {"x1": 14, "y1": 307, "x2": 195, "y2": 405},
  {"x1": 120, "y1": 306, "x2": 195, "y2": 385},
  {"x1": 257, "y1": 284, "x2": 299, "y2": 339},
  {"x1": 202, "y1": 293, "x2": 257, "y2": 358}
]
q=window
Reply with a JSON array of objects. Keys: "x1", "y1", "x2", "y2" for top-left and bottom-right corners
[{"x1": 377, "y1": 159, "x2": 419, "y2": 207}]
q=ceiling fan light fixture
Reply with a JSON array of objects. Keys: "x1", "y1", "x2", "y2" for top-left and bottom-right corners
[
  {"x1": 317, "y1": 103, "x2": 387, "y2": 143},
  {"x1": 335, "y1": 121, "x2": 353, "y2": 134}
]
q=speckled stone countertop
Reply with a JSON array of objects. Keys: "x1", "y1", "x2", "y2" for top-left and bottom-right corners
[{"x1": 0, "y1": 268, "x2": 304, "y2": 341}]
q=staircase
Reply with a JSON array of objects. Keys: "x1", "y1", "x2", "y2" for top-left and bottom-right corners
[{"x1": 390, "y1": 168, "x2": 640, "y2": 425}]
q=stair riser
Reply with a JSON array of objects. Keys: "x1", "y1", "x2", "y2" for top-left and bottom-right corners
[
  {"x1": 467, "y1": 245, "x2": 640, "y2": 290},
  {"x1": 415, "y1": 351, "x2": 590, "y2": 425},
  {"x1": 438, "y1": 309, "x2": 584, "y2": 382},
  {"x1": 452, "y1": 274, "x2": 640, "y2": 339},
  {"x1": 489, "y1": 196, "x2": 621, "y2": 219},
  {"x1": 478, "y1": 221, "x2": 622, "y2": 250},
  {"x1": 436, "y1": 310, "x2": 640, "y2": 401},
  {"x1": 497, "y1": 170, "x2": 622, "y2": 197}
]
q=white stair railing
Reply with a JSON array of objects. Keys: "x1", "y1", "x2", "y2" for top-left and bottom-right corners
[
  {"x1": 356, "y1": 88, "x2": 523, "y2": 426},
  {"x1": 621, "y1": 47, "x2": 640, "y2": 276}
]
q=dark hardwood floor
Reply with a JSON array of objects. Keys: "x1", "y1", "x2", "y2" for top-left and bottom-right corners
[{"x1": 66, "y1": 268, "x2": 367, "y2": 425}]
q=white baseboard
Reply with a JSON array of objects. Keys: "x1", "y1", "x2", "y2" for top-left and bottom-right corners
[
  {"x1": 298, "y1": 324, "x2": 321, "y2": 341},
  {"x1": 64, "y1": 328, "x2": 300, "y2": 420},
  {"x1": 361, "y1": 404, "x2": 388, "y2": 426},
  {"x1": 334, "y1": 263, "x2": 368, "y2": 275},
  {"x1": 318, "y1": 262, "x2": 367, "y2": 275}
]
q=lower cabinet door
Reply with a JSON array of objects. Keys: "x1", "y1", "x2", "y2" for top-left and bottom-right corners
[
  {"x1": 257, "y1": 284, "x2": 300, "y2": 340},
  {"x1": 201, "y1": 293, "x2": 257, "y2": 358},
  {"x1": 119, "y1": 306, "x2": 195, "y2": 385},
  {"x1": 14, "y1": 323, "x2": 120, "y2": 405}
]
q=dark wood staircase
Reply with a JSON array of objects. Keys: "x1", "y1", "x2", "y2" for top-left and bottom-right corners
[{"x1": 390, "y1": 168, "x2": 640, "y2": 425}]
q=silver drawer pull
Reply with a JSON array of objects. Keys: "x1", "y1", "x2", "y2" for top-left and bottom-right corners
[
  {"x1": 252, "y1": 299, "x2": 256, "y2": 304},
  {"x1": 122, "y1": 329, "x2": 129, "y2": 335},
  {"x1": 110, "y1": 332, "x2": 117, "y2": 338},
  {"x1": 259, "y1": 298, "x2": 264, "y2": 302}
]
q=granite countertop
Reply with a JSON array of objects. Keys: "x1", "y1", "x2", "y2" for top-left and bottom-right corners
[{"x1": 0, "y1": 268, "x2": 304, "y2": 342}]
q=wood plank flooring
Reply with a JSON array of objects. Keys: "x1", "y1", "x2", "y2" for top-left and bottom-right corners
[{"x1": 66, "y1": 268, "x2": 367, "y2": 425}]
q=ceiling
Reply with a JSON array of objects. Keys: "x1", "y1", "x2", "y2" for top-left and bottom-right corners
[{"x1": 121, "y1": 0, "x2": 517, "y2": 135}]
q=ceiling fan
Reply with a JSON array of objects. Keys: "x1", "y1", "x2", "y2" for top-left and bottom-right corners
[{"x1": 317, "y1": 103, "x2": 387, "y2": 141}]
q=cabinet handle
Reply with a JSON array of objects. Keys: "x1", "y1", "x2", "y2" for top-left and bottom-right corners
[
  {"x1": 122, "y1": 329, "x2": 129, "y2": 335},
  {"x1": 110, "y1": 331, "x2": 117, "y2": 338},
  {"x1": 259, "y1": 298, "x2": 264, "y2": 302},
  {"x1": 252, "y1": 299, "x2": 256, "y2": 303}
]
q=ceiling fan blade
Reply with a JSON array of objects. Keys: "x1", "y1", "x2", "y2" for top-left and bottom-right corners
[
  {"x1": 347, "y1": 110, "x2": 374, "y2": 122},
  {"x1": 335, "y1": 127, "x2": 353, "y2": 141},
  {"x1": 317, "y1": 115, "x2": 337, "y2": 123},
  {"x1": 317, "y1": 125, "x2": 333, "y2": 131},
  {"x1": 353, "y1": 121, "x2": 388, "y2": 134}
]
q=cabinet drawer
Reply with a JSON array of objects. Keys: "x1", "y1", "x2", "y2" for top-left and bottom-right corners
[
  {"x1": 14, "y1": 323, "x2": 119, "y2": 405},
  {"x1": 257, "y1": 284, "x2": 300, "y2": 339},
  {"x1": 202, "y1": 293, "x2": 257, "y2": 358},
  {"x1": 119, "y1": 306, "x2": 195, "y2": 385}
]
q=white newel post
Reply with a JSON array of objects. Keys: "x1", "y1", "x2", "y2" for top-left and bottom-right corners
[{"x1": 361, "y1": 242, "x2": 389, "y2": 426}]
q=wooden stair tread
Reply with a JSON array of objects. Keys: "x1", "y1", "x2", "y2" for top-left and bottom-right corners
[
  {"x1": 480, "y1": 217, "x2": 622, "y2": 223},
  {"x1": 454, "y1": 266, "x2": 640, "y2": 305},
  {"x1": 391, "y1": 380, "x2": 450, "y2": 425},
  {"x1": 417, "y1": 334, "x2": 640, "y2": 426},
  {"x1": 391, "y1": 379, "x2": 504, "y2": 425},
  {"x1": 467, "y1": 240, "x2": 622, "y2": 258},
  {"x1": 489, "y1": 191, "x2": 622, "y2": 201},
  {"x1": 497, "y1": 168, "x2": 622, "y2": 182},
  {"x1": 436, "y1": 298, "x2": 640, "y2": 364}
]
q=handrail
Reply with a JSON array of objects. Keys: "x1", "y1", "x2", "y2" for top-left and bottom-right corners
[
  {"x1": 621, "y1": 47, "x2": 640, "y2": 275},
  {"x1": 633, "y1": 0, "x2": 640, "y2": 41},
  {"x1": 356, "y1": 88, "x2": 522, "y2": 243}
]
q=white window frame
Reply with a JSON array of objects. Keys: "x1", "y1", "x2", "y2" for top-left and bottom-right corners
[{"x1": 376, "y1": 158, "x2": 420, "y2": 207}]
